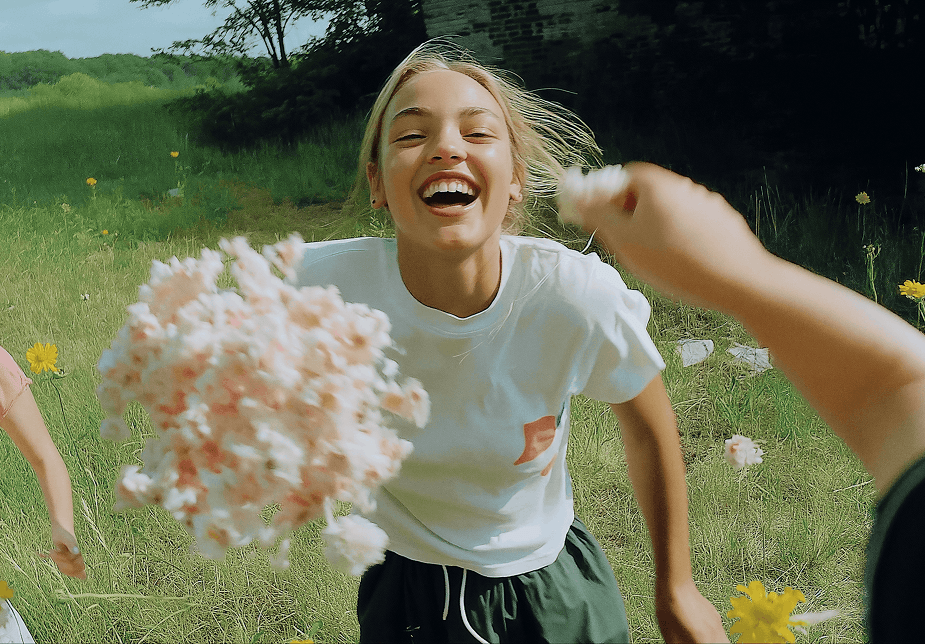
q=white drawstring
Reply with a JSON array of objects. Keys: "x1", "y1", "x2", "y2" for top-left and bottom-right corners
[
  {"x1": 441, "y1": 565, "x2": 450, "y2": 620},
  {"x1": 440, "y1": 565, "x2": 490, "y2": 643},
  {"x1": 459, "y1": 569, "x2": 490, "y2": 644}
]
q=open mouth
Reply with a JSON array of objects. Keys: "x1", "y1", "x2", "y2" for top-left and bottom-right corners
[{"x1": 421, "y1": 179, "x2": 479, "y2": 207}]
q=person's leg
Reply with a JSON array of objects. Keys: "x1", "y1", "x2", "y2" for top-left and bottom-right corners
[
  {"x1": 357, "y1": 551, "x2": 452, "y2": 643},
  {"x1": 461, "y1": 518, "x2": 631, "y2": 644},
  {"x1": 865, "y1": 453, "x2": 925, "y2": 643},
  {"x1": 357, "y1": 552, "x2": 439, "y2": 643}
]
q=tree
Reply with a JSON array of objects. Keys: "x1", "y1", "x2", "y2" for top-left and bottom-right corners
[
  {"x1": 129, "y1": 0, "x2": 330, "y2": 68},
  {"x1": 162, "y1": 0, "x2": 426, "y2": 149}
]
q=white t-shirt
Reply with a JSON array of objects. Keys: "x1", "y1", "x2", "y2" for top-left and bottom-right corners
[{"x1": 292, "y1": 235, "x2": 665, "y2": 577}]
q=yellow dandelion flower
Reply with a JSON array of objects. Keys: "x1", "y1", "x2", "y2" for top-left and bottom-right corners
[
  {"x1": 728, "y1": 580, "x2": 806, "y2": 644},
  {"x1": 899, "y1": 279, "x2": 925, "y2": 300},
  {"x1": 170, "y1": 151, "x2": 179, "y2": 158},
  {"x1": 26, "y1": 342, "x2": 59, "y2": 375},
  {"x1": 86, "y1": 177, "x2": 97, "y2": 186},
  {"x1": 102, "y1": 230, "x2": 109, "y2": 235},
  {"x1": 0, "y1": 580, "x2": 13, "y2": 599},
  {"x1": 290, "y1": 640, "x2": 314, "y2": 644},
  {"x1": 855, "y1": 192, "x2": 870, "y2": 204}
]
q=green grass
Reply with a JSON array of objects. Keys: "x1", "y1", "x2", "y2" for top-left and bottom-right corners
[{"x1": 0, "y1": 79, "x2": 916, "y2": 642}]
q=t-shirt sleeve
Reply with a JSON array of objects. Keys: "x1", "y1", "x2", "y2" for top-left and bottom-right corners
[
  {"x1": 569, "y1": 257, "x2": 665, "y2": 404},
  {"x1": 0, "y1": 345, "x2": 32, "y2": 420}
]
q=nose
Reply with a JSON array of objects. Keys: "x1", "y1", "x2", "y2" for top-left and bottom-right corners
[{"x1": 430, "y1": 128, "x2": 466, "y2": 163}]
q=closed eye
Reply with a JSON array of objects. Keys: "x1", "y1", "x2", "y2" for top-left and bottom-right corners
[{"x1": 396, "y1": 133, "x2": 424, "y2": 142}]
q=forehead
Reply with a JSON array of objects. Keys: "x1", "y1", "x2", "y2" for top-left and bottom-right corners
[{"x1": 385, "y1": 69, "x2": 505, "y2": 123}]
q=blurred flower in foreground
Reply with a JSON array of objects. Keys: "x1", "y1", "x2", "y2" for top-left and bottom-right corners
[
  {"x1": 855, "y1": 192, "x2": 870, "y2": 204},
  {"x1": 728, "y1": 580, "x2": 837, "y2": 643},
  {"x1": 556, "y1": 164, "x2": 630, "y2": 226},
  {"x1": 170, "y1": 151, "x2": 179, "y2": 158},
  {"x1": 899, "y1": 279, "x2": 925, "y2": 300},
  {"x1": 728, "y1": 580, "x2": 804, "y2": 643},
  {"x1": 26, "y1": 342, "x2": 58, "y2": 374},
  {"x1": 915, "y1": 163, "x2": 925, "y2": 173},
  {"x1": 86, "y1": 177, "x2": 97, "y2": 186},
  {"x1": 0, "y1": 580, "x2": 12, "y2": 630},
  {"x1": 724, "y1": 434, "x2": 763, "y2": 470},
  {"x1": 789, "y1": 609, "x2": 840, "y2": 637},
  {"x1": 97, "y1": 234, "x2": 428, "y2": 573}
]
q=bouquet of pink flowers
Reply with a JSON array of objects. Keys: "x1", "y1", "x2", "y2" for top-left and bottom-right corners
[{"x1": 96, "y1": 235, "x2": 429, "y2": 574}]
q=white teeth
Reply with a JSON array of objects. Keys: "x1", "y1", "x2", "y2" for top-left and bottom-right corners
[{"x1": 422, "y1": 178, "x2": 477, "y2": 199}]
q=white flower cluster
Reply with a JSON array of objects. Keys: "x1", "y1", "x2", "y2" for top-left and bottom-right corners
[
  {"x1": 915, "y1": 163, "x2": 925, "y2": 173},
  {"x1": 96, "y1": 234, "x2": 429, "y2": 574},
  {"x1": 724, "y1": 434, "x2": 764, "y2": 470},
  {"x1": 557, "y1": 165, "x2": 630, "y2": 226}
]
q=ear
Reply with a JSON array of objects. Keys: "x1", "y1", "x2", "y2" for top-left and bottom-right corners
[
  {"x1": 509, "y1": 161, "x2": 524, "y2": 203},
  {"x1": 367, "y1": 162, "x2": 387, "y2": 209},
  {"x1": 509, "y1": 176, "x2": 523, "y2": 204}
]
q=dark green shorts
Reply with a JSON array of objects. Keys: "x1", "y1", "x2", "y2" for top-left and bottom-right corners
[
  {"x1": 357, "y1": 517, "x2": 631, "y2": 643},
  {"x1": 864, "y1": 452, "x2": 925, "y2": 642}
]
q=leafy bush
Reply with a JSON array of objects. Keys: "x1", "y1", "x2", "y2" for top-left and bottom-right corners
[{"x1": 0, "y1": 50, "x2": 239, "y2": 92}]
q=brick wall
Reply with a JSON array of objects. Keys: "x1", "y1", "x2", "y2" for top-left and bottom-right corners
[{"x1": 422, "y1": 0, "x2": 620, "y2": 84}]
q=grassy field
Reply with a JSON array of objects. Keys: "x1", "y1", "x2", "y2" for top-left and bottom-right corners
[{"x1": 0, "y1": 74, "x2": 917, "y2": 643}]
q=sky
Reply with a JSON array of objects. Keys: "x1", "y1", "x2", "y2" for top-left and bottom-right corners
[{"x1": 0, "y1": 0, "x2": 329, "y2": 59}]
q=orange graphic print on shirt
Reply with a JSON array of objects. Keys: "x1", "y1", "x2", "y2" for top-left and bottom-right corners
[{"x1": 515, "y1": 415, "x2": 557, "y2": 475}]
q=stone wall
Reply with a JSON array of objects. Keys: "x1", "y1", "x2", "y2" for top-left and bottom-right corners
[{"x1": 422, "y1": 0, "x2": 620, "y2": 84}]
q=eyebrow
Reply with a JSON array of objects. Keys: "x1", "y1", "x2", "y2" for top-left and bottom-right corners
[{"x1": 390, "y1": 105, "x2": 501, "y2": 124}]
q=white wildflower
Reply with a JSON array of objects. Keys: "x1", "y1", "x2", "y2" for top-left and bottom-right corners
[
  {"x1": 724, "y1": 434, "x2": 764, "y2": 470},
  {"x1": 557, "y1": 164, "x2": 630, "y2": 226}
]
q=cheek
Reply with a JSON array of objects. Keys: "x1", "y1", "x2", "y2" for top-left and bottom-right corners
[{"x1": 483, "y1": 149, "x2": 516, "y2": 195}]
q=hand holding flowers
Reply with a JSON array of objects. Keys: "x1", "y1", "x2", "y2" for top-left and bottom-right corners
[
  {"x1": 96, "y1": 234, "x2": 429, "y2": 574},
  {"x1": 557, "y1": 165, "x2": 630, "y2": 227}
]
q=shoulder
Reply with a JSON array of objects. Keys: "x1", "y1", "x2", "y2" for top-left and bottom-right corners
[
  {"x1": 0, "y1": 345, "x2": 31, "y2": 421},
  {"x1": 0, "y1": 345, "x2": 27, "y2": 381},
  {"x1": 299, "y1": 236, "x2": 393, "y2": 265},
  {"x1": 504, "y1": 235, "x2": 629, "y2": 293},
  {"x1": 505, "y1": 236, "x2": 652, "y2": 325},
  {"x1": 292, "y1": 237, "x2": 394, "y2": 287}
]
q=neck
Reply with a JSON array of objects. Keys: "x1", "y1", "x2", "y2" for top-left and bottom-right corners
[{"x1": 396, "y1": 237, "x2": 502, "y2": 318}]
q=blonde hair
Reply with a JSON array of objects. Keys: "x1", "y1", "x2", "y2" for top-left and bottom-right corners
[{"x1": 349, "y1": 38, "x2": 603, "y2": 234}]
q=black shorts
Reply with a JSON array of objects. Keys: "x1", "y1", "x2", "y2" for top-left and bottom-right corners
[
  {"x1": 357, "y1": 517, "x2": 631, "y2": 643},
  {"x1": 864, "y1": 452, "x2": 925, "y2": 642}
]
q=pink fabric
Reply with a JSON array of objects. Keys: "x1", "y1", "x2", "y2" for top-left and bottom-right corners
[{"x1": 0, "y1": 345, "x2": 32, "y2": 420}]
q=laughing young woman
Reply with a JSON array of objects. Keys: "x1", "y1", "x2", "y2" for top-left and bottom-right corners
[{"x1": 290, "y1": 40, "x2": 726, "y2": 643}]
